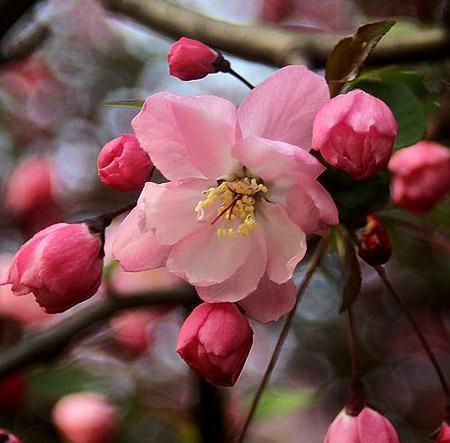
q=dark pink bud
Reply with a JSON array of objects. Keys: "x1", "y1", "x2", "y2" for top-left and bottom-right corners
[
  {"x1": 52, "y1": 392, "x2": 119, "y2": 443},
  {"x1": 357, "y1": 214, "x2": 391, "y2": 266},
  {"x1": 98, "y1": 134, "x2": 153, "y2": 192},
  {"x1": 388, "y1": 140, "x2": 450, "y2": 213},
  {"x1": 0, "y1": 373, "x2": 26, "y2": 411},
  {"x1": 177, "y1": 302, "x2": 253, "y2": 387},
  {"x1": 313, "y1": 90, "x2": 398, "y2": 180},
  {"x1": 3, "y1": 223, "x2": 103, "y2": 313},
  {"x1": 0, "y1": 430, "x2": 22, "y2": 443},
  {"x1": 324, "y1": 407, "x2": 400, "y2": 443},
  {"x1": 168, "y1": 37, "x2": 219, "y2": 81},
  {"x1": 436, "y1": 423, "x2": 450, "y2": 442}
]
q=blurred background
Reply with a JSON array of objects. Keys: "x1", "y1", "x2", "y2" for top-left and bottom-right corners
[{"x1": 0, "y1": 0, "x2": 449, "y2": 442}]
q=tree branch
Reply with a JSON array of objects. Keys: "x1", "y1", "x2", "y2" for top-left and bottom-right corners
[
  {"x1": 100, "y1": 0, "x2": 450, "y2": 67},
  {"x1": 0, "y1": 287, "x2": 197, "y2": 379}
]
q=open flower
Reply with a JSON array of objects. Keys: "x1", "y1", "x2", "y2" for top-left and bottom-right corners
[{"x1": 113, "y1": 66, "x2": 338, "y2": 323}]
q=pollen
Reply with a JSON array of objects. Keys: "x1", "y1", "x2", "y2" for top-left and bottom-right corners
[{"x1": 195, "y1": 177, "x2": 268, "y2": 239}]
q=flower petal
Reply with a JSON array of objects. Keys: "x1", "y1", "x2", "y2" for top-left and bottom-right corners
[
  {"x1": 167, "y1": 225, "x2": 251, "y2": 286},
  {"x1": 258, "y1": 200, "x2": 306, "y2": 283},
  {"x1": 112, "y1": 205, "x2": 171, "y2": 272},
  {"x1": 232, "y1": 135, "x2": 324, "y2": 182},
  {"x1": 141, "y1": 179, "x2": 214, "y2": 245},
  {"x1": 239, "y1": 275, "x2": 296, "y2": 323},
  {"x1": 287, "y1": 174, "x2": 339, "y2": 234},
  {"x1": 132, "y1": 92, "x2": 240, "y2": 180},
  {"x1": 238, "y1": 66, "x2": 329, "y2": 149},
  {"x1": 196, "y1": 231, "x2": 267, "y2": 302}
]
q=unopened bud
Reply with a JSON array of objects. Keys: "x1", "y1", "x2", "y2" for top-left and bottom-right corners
[{"x1": 357, "y1": 214, "x2": 391, "y2": 266}]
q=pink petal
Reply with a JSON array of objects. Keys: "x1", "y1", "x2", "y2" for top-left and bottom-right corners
[
  {"x1": 238, "y1": 65, "x2": 329, "y2": 149},
  {"x1": 167, "y1": 225, "x2": 251, "y2": 286},
  {"x1": 196, "y1": 231, "x2": 267, "y2": 302},
  {"x1": 358, "y1": 408, "x2": 400, "y2": 443},
  {"x1": 232, "y1": 135, "x2": 324, "y2": 181},
  {"x1": 112, "y1": 204, "x2": 171, "y2": 272},
  {"x1": 141, "y1": 179, "x2": 214, "y2": 245},
  {"x1": 239, "y1": 275, "x2": 296, "y2": 323},
  {"x1": 259, "y1": 200, "x2": 306, "y2": 283},
  {"x1": 287, "y1": 174, "x2": 339, "y2": 234},
  {"x1": 132, "y1": 92, "x2": 240, "y2": 180}
]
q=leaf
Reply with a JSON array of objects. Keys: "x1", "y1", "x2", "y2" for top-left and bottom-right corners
[
  {"x1": 103, "y1": 99, "x2": 145, "y2": 107},
  {"x1": 349, "y1": 80, "x2": 426, "y2": 149},
  {"x1": 244, "y1": 388, "x2": 316, "y2": 421},
  {"x1": 326, "y1": 21, "x2": 395, "y2": 96},
  {"x1": 335, "y1": 227, "x2": 361, "y2": 312}
]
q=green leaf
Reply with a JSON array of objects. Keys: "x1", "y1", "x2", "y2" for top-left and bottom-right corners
[
  {"x1": 103, "y1": 99, "x2": 144, "y2": 108},
  {"x1": 326, "y1": 21, "x2": 395, "y2": 96},
  {"x1": 244, "y1": 388, "x2": 316, "y2": 421},
  {"x1": 335, "y1": 227, "x2": 361, "y2": 312},
  {"x1": 349, "y1": 80, "x2": 426, "y2": 148}
]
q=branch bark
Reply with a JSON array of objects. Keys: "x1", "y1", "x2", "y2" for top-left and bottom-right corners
[
  {"x1": 0, "y1": 287, "x2": 197, "y2": 379},
  {"x1": 100, "y1": 0, "x2": 450, "y2": 67}
]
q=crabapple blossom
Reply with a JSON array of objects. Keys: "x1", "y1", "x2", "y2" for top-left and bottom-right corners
[
  {"x1": 436, "y1": 423, "x2": 450, "y2": 442},
  {"x1": 0, "y1": 430, "x2": 22, "y2": 443},
  {"x1": 357, "y1": 214, "x2": 391, "y2": 266},
  {"x1": 177, "y1": 302, "x2": 253, "y2": 386},
  {"x1": 113, "y1": 65, "x2": 338, "y2": 322},
  {"x1": 97, "y1": 134, "x2": 153, "y2": 191},
  {"x1": 312, "y1": 89, "x2": 398, "y2": 180},
  {"x1": 388, "y1": 140, "x2": 450, "y2": 213},
  {"x1": 3, "y1": 223, "x2": 103, "y2": 313},
  {"x1": 168, "y1": 37, "x2": 219, "y2": 81},
  {"x1": 52, "y1": 392, "x2": 119, "y2": 443},
  {"x1": 324, "y1": 407, "x2": 400, "y2": 443}
]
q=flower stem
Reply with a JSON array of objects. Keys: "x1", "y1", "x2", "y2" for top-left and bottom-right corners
[
  {"x1": 227, "y1": 67, "x2": 255, "y2": 90},
  {"x1": 236, "y1": 236, "x2": 329, "y2": 443},
  {"x1": 84, "y1": 201, "x2": 137, "y2": 233},
  {"x1": 374, "y1": 265, "x2": 450, "y2": 418}
]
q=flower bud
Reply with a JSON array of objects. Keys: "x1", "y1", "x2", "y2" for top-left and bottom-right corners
[
  {"x1": 168, "y1": 37, "x2": 220, "y2": 81},
  {"x1": 98, "y1": 134, "x2": 153, "y2": 192},
  {"x1": 357, "y1": 214, "x2": 391, "y2": 266},
  {"x1": 52, "y1": 392, "x2": 119, "y2": 443},
  {"x1": 436, "y1": 423, "x2": 450, "y2": 442},
  {"x1": 4, "y1": 223, "x2": 103, "y2": 313},
  {"x1": 324, "y1": 407, "x2": 400, "y2": 443},
  {"x1": 388, "y1": 141, "x2": 450, "y2": 213},
  {"x1": 0, "y1": 430, "x2": 22, "y2": 443},
  {"x1": 0, "y1": 373, "x2": 26, "y2": 412},
  {"x1": 313, "y1": 90, "x2": 398, "y2": 180},
  {"x1": 177, "y1": 302, "x2": 253, "y2": 387}
]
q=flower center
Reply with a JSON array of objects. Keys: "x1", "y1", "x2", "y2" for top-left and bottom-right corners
[{"x1": 195, "y1": 176, "x2": 268, "y2": 239}]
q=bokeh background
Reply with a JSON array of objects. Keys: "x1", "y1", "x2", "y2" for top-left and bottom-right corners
[{"x1": 0, "y1": 0, "x2": 449, "y2": 442}]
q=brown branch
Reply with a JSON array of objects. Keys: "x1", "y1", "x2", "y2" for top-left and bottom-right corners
[
  {"x1": 0, "y1": 287, "x2": 198, "y2": 380},
  {"x1": 100, "y1": 0, "x2": 450, "y2": 67}
]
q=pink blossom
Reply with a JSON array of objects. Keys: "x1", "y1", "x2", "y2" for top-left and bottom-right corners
[
  {"x1": 168, "y1": 37, "x2": 219, "y2": 81},
  {"x1": 97, "y1": 134, "x2": 153, "y2": 191},
  {"x1": 52, "y1": 392, "x2": 119, "y2": 443},
  {"x1": 313, "y1": 89, "x2": 398, "y2": 180},
  {"x1": 177, "y1": 302, "x2": 253, "y2": 386},
  {"x1": 113, "y1": 66, "x2": 338, "y2": 322},
  {"x1": 324, "y1": 407, "x2": 400, "y2": 443},
  {"x1": 436, "y1": 423, "x2": 450, "y2": 442},
  {"x1": 0, "y1": 430, "x2": 22, "y2": 443},
  {"x1": 388, "y1": 140, "x2": 450, "y2": 213},
  {"x1": 3, "y1": 223, "x2": 103, "y2": 313}
]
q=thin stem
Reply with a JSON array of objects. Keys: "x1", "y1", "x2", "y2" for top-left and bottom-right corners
[
  {"x1": 236, "y1": 236, "x2": 329, "y2": 443},
  {"x1": 348, "y1": 307, "x2": 360, "y2": 382},
  {"x1": 375, "y1": 266, "x2": 450, "y2": 414},
  {"x1": 227, "y1": 68, "x2": 255, "y2": 90},
  {"x1": 85, "y1": 201, "x2": 137, "y2": 232}
]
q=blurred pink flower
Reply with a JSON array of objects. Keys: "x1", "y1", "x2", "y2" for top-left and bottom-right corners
[
  {"x1": 324, "y1": 407, "x2": 400, "y2": 443},
  {"x1": 0, "y1": 429, "x2": 22, "y2": 443},
  {"x1": 177, "y1": 302, "x2": 253, "y2": 386},
  {"x1": 113, "y1": 66, "x2": 338, "y2": 322},
  {"x1": 388, "y1": 140, "x2": 450, "y2": 213},
  {"x1": 97, "y1": 134, "x2": 153, "y2": 192},
  {"x1": 436, "y1": 423, "x2": 450, "y2": 442},
  {"x1": 168, "y1": 37, "x2": 219, "y2": 81},
  {"x1": 52, "y1": 392, "x2": 119, "y2": 443},
  {"x1": 313, "y1": 89, "x2": 398, "y2": 180},
  {"x1": 3, "y1": 223, "x2": 103, "y2": 313}
]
